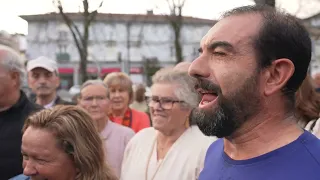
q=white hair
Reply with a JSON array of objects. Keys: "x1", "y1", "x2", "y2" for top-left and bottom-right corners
[
  {"x1": 0, "y1": 44, "x2": 25, "y2": 88},
  {"x1": 152, "y1": 67, "x2": 200, "y2": 109},
  {"x1": 80, "y1": 79, "x2": 108, "y2": 97}
]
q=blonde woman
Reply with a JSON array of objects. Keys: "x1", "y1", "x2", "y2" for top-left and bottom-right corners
[
  {"x1": 11, "y1": 105, "x2": 118, "y2": 180},
  {"x1": 296, "y1": 75, "x2": 320, "y2": 137},
  {"x1": 104, "y1": 72, "x2": 150, "y2": 133}
]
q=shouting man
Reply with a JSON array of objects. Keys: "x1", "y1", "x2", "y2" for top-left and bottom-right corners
[{"x1": 189, "y1": 5, "x2": 320, "y2": 180}]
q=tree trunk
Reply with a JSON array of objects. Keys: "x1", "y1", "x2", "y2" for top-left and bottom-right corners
[
  {"x1": 80, "y1": 0, "x2": 90, "y2": 83},
  {"x1": 80, "y1": 27, "x2": 89, "y2": 83},
  {"x1": 79, "y1": 55, "x2": 88, "y2": 83},
  {"x1": 254, "y1": 0, "x2": 276, "y2": 7},
  {"x1": 174, "y1": 26, "x2": 183, "y2": 64}
]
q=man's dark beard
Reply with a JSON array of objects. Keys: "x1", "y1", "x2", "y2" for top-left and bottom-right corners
[{"x1": 191, "y1": 73, "x2": 261, "y2": 138}]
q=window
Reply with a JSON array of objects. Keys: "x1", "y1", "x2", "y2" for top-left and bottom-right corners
[
  {"x1": 58, "y1": 31, "x2": 68, "y2": 41},
  {"x1": 130, "y1": 40, "x2": 141, "y2": 48},
  {"x1": 106, "y1": 40, "x2": 117, "y2": 47},
  {"x1": 170, "y1": 45, "x2": 176, "y2": 57}
]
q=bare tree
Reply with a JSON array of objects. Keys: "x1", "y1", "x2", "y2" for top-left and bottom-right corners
[
  {"x1": 254, "y1": 0, "x2": 276, "y2": 7},
  {"x1": 53, "y1": 0, "x2": 103, "y2": 83},
  {"x1": 166, "y1": 0, "x2": 186, "y2": 64}
]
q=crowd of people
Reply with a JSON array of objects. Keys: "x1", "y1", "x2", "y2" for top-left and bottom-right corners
[{"x1": 0, "y1": 4, "x2": 320, "y2": 180}]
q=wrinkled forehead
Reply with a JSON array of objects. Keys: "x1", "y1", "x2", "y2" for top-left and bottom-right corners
[
  {"x1": 200, "y1": 14, "x2": 262, "y2": 49},
  {"x1": 81, "y1": 84, "x2": 108, "y2": 96}
]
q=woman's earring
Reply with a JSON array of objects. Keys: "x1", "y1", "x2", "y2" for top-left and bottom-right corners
[{"x1": 185, "y1": 117, "x2": 190, "y2": 128}]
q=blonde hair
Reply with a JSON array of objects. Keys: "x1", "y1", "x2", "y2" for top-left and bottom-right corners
[
  {"x1": 295, "y1": 75, "x2": 320, "y2": 125},
  {"x1": 103, "y1": 72, "x2": 133, "y2": 102},
  {"x1": 22, "y1": 105, "x2": 118, "y2": 180}
]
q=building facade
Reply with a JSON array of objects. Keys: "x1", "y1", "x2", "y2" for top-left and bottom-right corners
[
  {"x1": 20, "y1": 12, "x2": 215, "y2": 88},
  {"x1": 303, "y1": 13, "x2": 320, "y2": 76}
]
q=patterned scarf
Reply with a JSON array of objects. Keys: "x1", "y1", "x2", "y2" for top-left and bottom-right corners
[{"x1": 109, "y1": 108, "x2": 133, "y2": 128}]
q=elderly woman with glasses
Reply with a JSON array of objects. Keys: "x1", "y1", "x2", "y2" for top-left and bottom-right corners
[{"x1": 120, "y1": 68, "x2": 216, "y2": 180}]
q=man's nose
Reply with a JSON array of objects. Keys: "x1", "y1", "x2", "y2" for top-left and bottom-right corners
[
  {"x1": 38, "y1": 76, "x2": 47, "y2": 84},
  {"x1": 188, "y1": 56, "x2": 210, "y2": 79},
  {"x1": 23, "y1": 160, "x2": 37, "y2": 176}
]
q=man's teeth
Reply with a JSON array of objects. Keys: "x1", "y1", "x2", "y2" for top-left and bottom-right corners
[{"x1": 202, "y1": 101, "x2": 210, "y2": 104}]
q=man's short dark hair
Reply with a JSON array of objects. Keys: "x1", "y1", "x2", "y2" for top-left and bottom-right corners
[{"x1": 222, "y1": 5, "x2": 312, "y2": 105}]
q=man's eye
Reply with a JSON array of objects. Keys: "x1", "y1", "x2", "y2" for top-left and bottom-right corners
[
  {"x1": 22, "y1": 154, "x2": 29, "y2": 160},
  {"x1": 213, "y1": 52, "x2": 226, "y2": 56}
]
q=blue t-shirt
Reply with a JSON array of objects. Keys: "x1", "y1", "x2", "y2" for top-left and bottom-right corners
[{"x1": 199, "y1": 131, "x2": 320, "y2": 180}]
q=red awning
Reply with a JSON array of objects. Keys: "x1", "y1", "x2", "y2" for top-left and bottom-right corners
[{"x1": 58, "y1": 67, "x2": 142, "y2": 75}]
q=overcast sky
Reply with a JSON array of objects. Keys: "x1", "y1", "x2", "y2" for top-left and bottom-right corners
[{"x1": 0, "y1": 0, "x2": 319, "y2": 34}]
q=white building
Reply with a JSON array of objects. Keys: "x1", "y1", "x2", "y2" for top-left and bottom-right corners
[
  {"x1": 20, "y1": 11, "x2": 215, "y2": 88},
  {"x1": 303, "y1": 13, "x2": 320, "y2": 76}
]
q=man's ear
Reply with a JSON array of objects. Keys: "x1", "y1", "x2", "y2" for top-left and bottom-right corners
[
  {"x1": 263, "y1": 58, "x2": 294, "y2": 96},
  {"x1": 10, "y1": 71, "x2": 20, "y2": 88},
  {"x1": 55, "y1": 73, "x2": 61, "y2": 89}
]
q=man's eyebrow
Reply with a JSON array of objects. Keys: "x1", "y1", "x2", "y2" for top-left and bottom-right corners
[
  {"x1": 207, "y1": 41, "x2": 235, "y2": 52},
  {"x1": 198, "y1": 41, "x2": 235, "y2": 53}
]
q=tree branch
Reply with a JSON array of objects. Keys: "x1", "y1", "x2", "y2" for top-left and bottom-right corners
[
  {"x1": 166, "y1": 0, "x2": 174, "y2": 14},
  {"x1": 88, "y1": 1, "x2": 103, "y2": 25},
  {"x1": 55, "y1": 0, "x2": 84, "y2": 58}
]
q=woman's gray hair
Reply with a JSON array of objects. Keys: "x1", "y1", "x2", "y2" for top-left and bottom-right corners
[
  {"x1": 152, "y1": 67, "x2": 200, "y2": 109},
  {"x1": 0, "y1": 44, "x2": 25, "y2": 87},
  {"x1": 80, "y1": 79, "x2": 108, "y2": 97}
]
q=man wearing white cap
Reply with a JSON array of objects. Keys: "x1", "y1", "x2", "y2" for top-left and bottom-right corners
[{"x1": 27, "y1": 56, "x2": 73, "y2": 108}]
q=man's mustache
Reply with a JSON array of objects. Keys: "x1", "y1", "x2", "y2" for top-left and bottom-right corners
[
  {"x1": 194, "y1": 78, "x2": 221, "y2": 94},
  {"x1": 36, "y1": 85, "x2": 50, "y2": 90}
]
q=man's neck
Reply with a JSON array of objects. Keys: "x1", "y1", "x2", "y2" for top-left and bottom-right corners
[
  {"x1": 36, "y1": 93, "x2": 56, "y2": 106},
  {"x1": 0, "y1": 90, "x2": 21, "y2": 112},
  {"x1": 224, "y1": 110, "x2": 303, "y2": 160}
]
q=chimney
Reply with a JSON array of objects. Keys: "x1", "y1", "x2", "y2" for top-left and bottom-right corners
[{"x1": 147, "y1": 10, "x2": 153, "y2": 15}]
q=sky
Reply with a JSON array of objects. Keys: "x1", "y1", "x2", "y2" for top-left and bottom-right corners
[{"x1": 0, "y1": 0, "x2": 319, "y2": 35}]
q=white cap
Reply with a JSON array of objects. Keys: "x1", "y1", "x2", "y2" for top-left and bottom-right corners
[{"x1": 27, "y1": 56, "x2": 58, "y2": 73}]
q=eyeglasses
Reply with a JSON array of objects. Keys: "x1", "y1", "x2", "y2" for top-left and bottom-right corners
[{"x1": 148, "y1": 96, "x2": 184, "y2": 110}]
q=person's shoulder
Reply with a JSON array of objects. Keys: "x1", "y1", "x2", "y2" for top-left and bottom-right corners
[
  {"x1": 111, "y1": 121, "x2": 135, "y2": 135},
  {"x1": 25, "y1": 98, "x2": 43, "y2": 114},
  {"x1": 301, "y1": 131, "x2": 320, "y2": 165},
  {"x1": 56, "y1": 97, "x2": 75, "y2": 105},
  {"x1": 129, "y1": 127, "x2": 155, "y2": 142},
  {"x1": 131, "y1": 108, "x2": 149, "y2": 118},
  {"x1": 135, "y1": 127, "x2": 155, "y2": 136},
  {"x1": 206, "y1": 138, "x2": 223, "y2": 155},
  {"x1": 9, "y1": 174, "x2": 30, "y2": 180}
]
